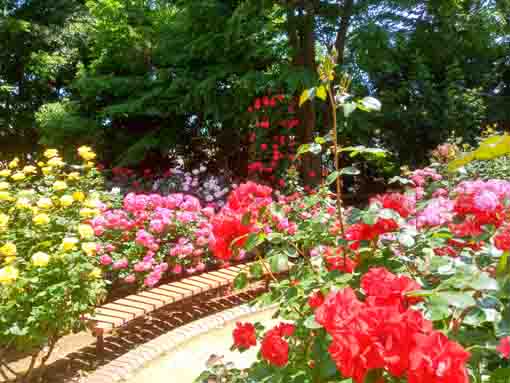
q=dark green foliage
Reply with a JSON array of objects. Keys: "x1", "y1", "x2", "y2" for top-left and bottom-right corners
[{"x1": 2, "y1": 0, "x2": 510, "y2": 170}]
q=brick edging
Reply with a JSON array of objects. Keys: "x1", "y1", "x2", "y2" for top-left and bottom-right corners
[{"x1": 84, "y1": 303, "x2": 276, "y2": 383}]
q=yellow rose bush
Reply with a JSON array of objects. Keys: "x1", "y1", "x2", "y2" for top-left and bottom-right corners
[{"x1": 0, "y1": 147, "x2": 109, "y2": 381}]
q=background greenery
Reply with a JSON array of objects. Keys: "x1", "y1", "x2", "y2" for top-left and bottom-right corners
[{"x1": 1, "y1": 0, "x2": 509, "y2": 172}]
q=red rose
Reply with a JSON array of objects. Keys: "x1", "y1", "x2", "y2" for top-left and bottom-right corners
[
  {"x1": 408, "y1": 331, "x2": 470, "y2": 383},
  {"x1": 497, "y1": 336, "x2": 510, "y2": 359},
  {"x1": 232, "y1": 322, "x2": 257, "y2": 350},
  {"x1": 274, "y1": 322, "x2": 295, "y2": 337},
  {"x1": 308, "y1": 291, "x2": 325, "y2": 309},
  {"x1": 494, "y1": 228, "x2": 510, "y2": 251},
  {"x1": 361, "y1": 267, "x2": 421, "y2": 311},
  {"x1": 261, "y1": 332, "x2": 289, "y2": 367}
]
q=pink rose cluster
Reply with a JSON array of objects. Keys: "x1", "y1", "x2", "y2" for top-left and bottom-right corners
[{"x1": 91, "y1": 193, "x2": 216, "y2": 287}]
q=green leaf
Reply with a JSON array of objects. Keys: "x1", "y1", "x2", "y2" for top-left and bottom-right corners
[
  {"x1": 438, "y1": 292, "x2": 476, "y2": 309},
  {"x1": 270, "y1": 253, "x2": 288, "y2": 273},
  {"x1": 388, "y1": 176, "x2": 414, "y2": 185},
  {"x1": 241, "y1": 211, "x2": 251, "y2": 226},
  {"x1": 249, "y1": 262, "x2": 263, "y2": 279},
  {"x1": 497, "y1": 251, "x2": 509, "y2": 276},
  {"x1": 234, "y1": 272, "x2": 248, "y2": 290},
  {"x1": 339, "y1": 166, "x2": 360, "y2": 175},
  {"x1": 363, "y1": 370, "x2": 383, "y2": 383},
  {"x1": 304, "y1": 315, "x2": 322, "y2": 329},
  {"x1": 398, "y1": 233, "x2": 415, "y2": 248},
  {"x1": 496, "y1": 306, "x2": 510, "y2": 337},
  {"x1": 491, "y1": 368, "x2": 510, "y2": 382},
  {"x1": 296, "y1": 143, "x2": 310, "y2": 157},
  {"x1": 325, "y1": 171, "x2": 340, "y2": 185},
  {"x1": 358, "y1": 96, "x2": 381, "y2": 112},
  {"x1": 244, "y1": 233, "x2": 265, "y2": 251},
  {"x1": 342, "y1": 102, "x2": 357, "y2": 117}
]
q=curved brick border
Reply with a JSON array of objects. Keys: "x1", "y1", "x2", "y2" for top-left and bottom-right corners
[{"x1": 84, "y1": 303, "x2": 275, "y2": 383}]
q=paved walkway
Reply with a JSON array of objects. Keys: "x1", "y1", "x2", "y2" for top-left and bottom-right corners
[{"x1": 124, "y1": 308, "x2": 277, "y2": 383}]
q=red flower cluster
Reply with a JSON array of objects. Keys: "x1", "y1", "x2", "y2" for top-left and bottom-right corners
[
  {"x1": 454, "y1": 192, "x2": 505, "y2": 227},
  {"x1": 308, "y1": 291, "x2": 325, "y2": 309},
  {"x1": 211, "y1": 182, "x2": 273, "y2": 261},
  {"x1": 226, "y1": 181, "x2": 273, "y2": 215},
  {"x1": 323, "y1": 247, "x2": 359, "y2": 273},
  {"x1": 345, "y1": 218, "x2": 399, "y2": 247},
  {"x1": 232, "y1": 322, "x2": 257, "y2": 350},
  {"x1": 361, "y1": 267, "x2": 422, "y2": 311},
  {"x1": 494, "y1": 227, "x2": 510, "y2": 251},
  {"x1": 246, "y1": 94, "x2": 300, "y2": 188},
  {"x1": 210, "y1": 212, "x2": 252, "y2": 260},
  {"x1": 315, "y1": 268, "x2": 470, "y2": 383},
  {"x1": 372, "y1": 193, "x2": 415, "y2": 218},
  {"x1": 497, "y1": 336, "x2": 510, "y2": 359},
  {"x1": 260, "y1": 323, "x2": 295, "y2": 367}
]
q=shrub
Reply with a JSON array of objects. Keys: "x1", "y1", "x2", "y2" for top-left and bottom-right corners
[
  {"x1": 91, "y1": 192, "x2": 218, "y2": 287},
  {"x1": 199, "y1": 166, "x2": 510, "y2": 382},
  {"x1": 0, "y1": 147, "x2": 107, "y2": 381}
]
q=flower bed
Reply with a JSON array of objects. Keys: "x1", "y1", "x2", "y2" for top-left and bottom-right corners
[
  {"x1": 0, "y1": 147, "x2": 108, "y2": 380},
  {"x1": 197, "y1": 157, "x2": 510, "y2": 382}
]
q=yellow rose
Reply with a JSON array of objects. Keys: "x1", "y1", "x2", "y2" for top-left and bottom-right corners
[
  {"x1": 0, "y1": 169, "x2": 11, "y2": 177},
  {"x1": 42, "y1": 167, "x2": 53, "y2": 175},
  {"x1": 33, "y1": 213, "x2": 50, "y2": 226},
  {"x1": 8, "y1": 158, "x2": 19, "y2": 169},
  {"x1": 80, "y1": 208, "x2": 99, "y2": 218},
  {"x1": 0, "y1": 182, "x2": 9, "y2": 190},
  {"x1": 37, "y1": 197, "x2": 53, "y2": 209},
  {"x1": 52, "y1": 180, "x2": 68, "y2": 191},
  {"x1": 11, "y1": 172, "x2": 25, "y2": 181},
  {"x1": 81, "y1": 242, "x2": 97, "y2": 256},
  {"x1": 59, "y1": 195, "x2": 74, "y2": 207},
  {"x1": 47, "y1": 157, "x2": 64, "y2": 167},
  {"x1": 73, "y1": 191, "x2": 85, "y2": 202},
  {"x1": 78, "y1": 224, "x2": 94, "y2": 239},
  {"x1": 67, "y1": 172, "x2": 80, "y2": 181},
  {"x1": 0, "y1": 266, "x2": 19, "y2": 285},
  {"x1": 43, "y1": 149, "x2": 59, "y2": 158},
  {"x1": 22, "y1": 165, "x2": 37, "y2": 174},
  {"x1": 31, "y1": 252, "x2": 50, "y2": 267},
  {"x1": 4, "y1": 256, "x2": 16, "y2": 264},
  {"x1": 89, "y1": 267, "x2": 102, "y2": 279},
  {"x1": 62, "y1": 237, "x2": 79, "y2": 251},
  {"x1": 0, "y1": 242, "x2": 16, "y2": 257},
  {"x1": 15, "y1": 197, "x2": 31, "y2": 209},
  {"x1": 78, "y1": 146, "x2": 96, "y2": 161},
  {"x1": 0, "y1": 191, "x2": 12, "y2": 201},
  {"x1": 0, "y1": 213, "x2": 8, "y2": 230},
  {"x1": 84, "y1": 199, "x2": 101, "y2": 208}
]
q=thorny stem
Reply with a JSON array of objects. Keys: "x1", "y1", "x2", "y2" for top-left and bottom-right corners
[{"x1": 327, "y1": 85, "x2": 345, "y2": 236}]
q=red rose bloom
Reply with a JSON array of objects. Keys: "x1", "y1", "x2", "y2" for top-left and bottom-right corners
[
  {"x1": 408, "y1": 331, "x2": 470, "y2": 383},
  {"x1": 494, "y1": 228, "x2": 510, "y2": 251},
  {"x1": 308, "y1": 291, "x2": 325, "y2": 309},
  {"x1": 274, "y1": 322, "x2": 295, "y2": 337},
  {"x1": 372, "y1": 193, "x2": 414, "y2": 218},
  {"x1": 497, "y1": 336, "x2": 510, "y2": 359},
  {"x1": 361, "y1": 267, "x2": 422, "y2": 311},
  {"x1": 261, "y1": 332, "x2": 289, "y2": 367},
  {"x1": 232, "y1": 322, "x2": 257, "y2": 350}
]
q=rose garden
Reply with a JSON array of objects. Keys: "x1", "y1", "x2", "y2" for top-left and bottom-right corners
[{"x1": 1, "y1": 1, "x2": 510, "y2": 382}]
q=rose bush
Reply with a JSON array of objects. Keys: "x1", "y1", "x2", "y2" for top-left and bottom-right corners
[
  {"x1": 90, "y1": 192, "x2": 218, "y2": 287},
  {"x1": 197, "y1": 147, "x2": 510, "y2": 382},
  {"x1": 0, "y1": 147, "x2": 108, "y2": 381}
]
